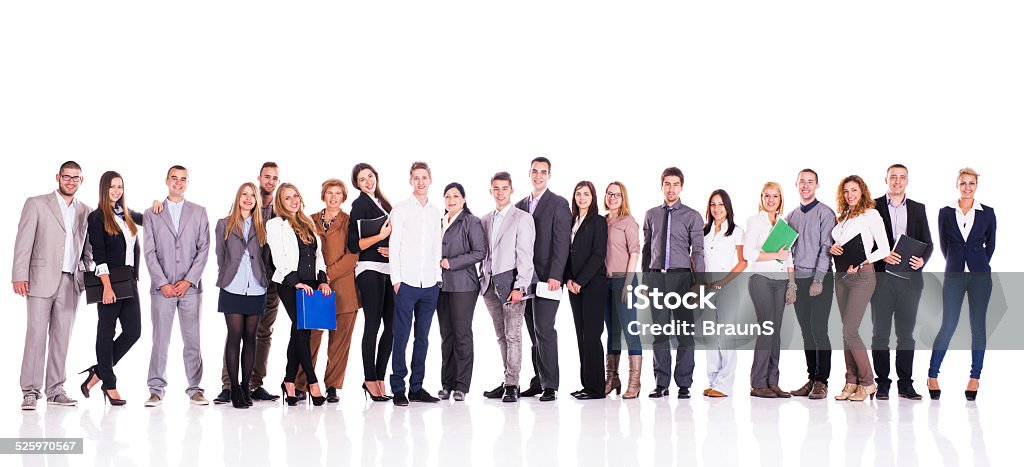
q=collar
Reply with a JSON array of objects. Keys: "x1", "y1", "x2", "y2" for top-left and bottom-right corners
[
  {"x1": 708, "y1": 220, "x2": 731, "y2": 237},
  {"x1": 949, "y1": 199, "x2": 983, "y2": 212},
  {"x1": 53, "y1": 191, "x2": 76, "y2": 208},
  {"x1": 662, "y1": 199, "x2": 682, "y2": 210},
  {"x1": 886, "y1": 194, "x2": 907, "y2": 208},
  {"x1": 495, "y1": 204, "x2": 513, "y2": 217},
  {"x1": 166, "y1": 198, "x2": 185, "y2": 208},
  {"x1": 799, "y1": 199, "x2": 819, "y2": 213},
  {"x1": 444, "y1": 209, "x2": 463, "y2": 223},
  {"x1": 531, "y1": 189, "x2": 547, "y2": 203}
]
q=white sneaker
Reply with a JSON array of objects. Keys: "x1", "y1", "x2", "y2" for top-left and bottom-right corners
[
  {"x1": 145, "y1": 393, "x2": 162, "y2": 407},
  {"x1": 47, "y1": 393, "x2": 78, "y2": 406},
  {"x1": 21, "y1": 393, "x2": 37, "y2": 410}
]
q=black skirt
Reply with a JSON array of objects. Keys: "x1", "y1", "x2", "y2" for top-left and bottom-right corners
[{"x1": 218, "y1": 289, "x2": 267, "y2": 316}]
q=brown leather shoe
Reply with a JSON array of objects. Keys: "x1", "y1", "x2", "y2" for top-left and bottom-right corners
[
  {"x1": 808, "y1": 382, "x2": 828, "y2": 400},
  {"x1": 768, "y1": 385, "x2": 791, "y2": 398},
  {"x1": 790, "y1": 380, "x2": 814, "y2": 397},
  {"x1": 706, "y1": 389, "x2": 727, "y2": 398},
  {"x1": 750, "y1": 387, "x2": 778, "y2": 398},
  {"x1": 702, "y1": 388, "x2": 711, "y2": 396}
]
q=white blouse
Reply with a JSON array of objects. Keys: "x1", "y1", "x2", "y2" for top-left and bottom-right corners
[
  {"x1": 743, "y1": 212, "x2": 793, "y2": 274},
  {"x1": 704, "y1": 221, "x2": 745, "y2": 274},
  {"x1": 95, "y1": 214, "x2": 136, "y2": 276},
  {"x1": 831, "y1": 208, "x2": 891, "y2": 265}
]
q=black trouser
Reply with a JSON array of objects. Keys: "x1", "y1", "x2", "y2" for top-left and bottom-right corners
[
  {"x1": 437, "y1": 290, "x2": 478, "y2": 393},
  {"x1": 95, "y1": 283, "x2": 142, "y2": 391},
  {"x1": 356, "y1": 270, "x2": 395, "y2": 381},
  {"x1": 279, "y1": 281, "x2": 318, "y2": 385},
  {"x1": 870, "y1": 273, "x2": 922, "y2": 392},
  {"x1": 793, "y1": 273, "x2": 834, "y2": 384},
  {"x1": 525, "y1": 296, "x2": 560, "y2": 391},
  {"x1": 569, "y1": 278, "x2": 607, "y2": 395}
]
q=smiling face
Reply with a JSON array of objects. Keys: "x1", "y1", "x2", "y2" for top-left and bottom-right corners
[
  {"x1": 761, "y1": 187, "x2": 781, "y2": 214},
  {"x1": 796, "y1": 171, "x2": 818, "y2": 203},
  {"x1": 238, "y1": 185, "x2": 257, "y2": 215},
  {"x1": 574, "y1": 185, "x2": 593, "y2": 211},
  {"x1": 662, "y1": 176, "x2": 682, "y2": 204},
  {"x1": 529, "y1": 161, "x2": 550, "y2": 192},
  {"x1": 491, "y1": 180, "x2": 513, "y2": 209},
  {"x1": 605, "y1": 184, "x2": 622, "y2": 211},
  {"x1": 410, "y1": 168, "x2": 431, "y2": 197},
  {"x1": 357, "y1": 168, "x2": 377, "y2": 195},
  {"x1": 56, "y1": 167, "x2": 82, "y2": 197},
  {"x1": 258, "y1": 167, "x2": 279, "y2": 197},
  {"x1": 444, "y1": 187, "x2": 465, "y2": 213},
  {"x1": 709, "y1": 194, "x2": 727, "y2": 223},
  {"x1": 323, "y1": 185, "x2": 344, "y2": 210},
  {"x1": 280, "y1": 187, "x2": 301, "y2": 214},
  {"x1": 957, "y1": 173, "x2": 978, "y2": 200},
  {"x1": 166, "y1": 168, "x2": 188, "y2": 198},
  {"x1": 842, "y1": 180, "x2": 862, "y2": 208},
  {"x1": 108, "y1": 177, "x2": 124, "y2": 204},
  {"x1": 886, "y1": 166, "x2": 908, "y2": 198}
]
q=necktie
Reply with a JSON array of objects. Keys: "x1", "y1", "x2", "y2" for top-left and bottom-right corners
[{"x1": 663, "y1": 205, "x2": 673, "y2": 270}]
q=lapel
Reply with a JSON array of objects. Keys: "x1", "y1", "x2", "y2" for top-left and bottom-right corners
[
  {"x1": 876, "y1": 196, "x2": 894, "y2": 244},
  {"x1": 965, "y1": 206, "x2": 985, "y2": 242},
  {"x1": 158, "y1": 200, "x2": 177, "y2": 238},
  {"x1": 573, "y1": 215, "x2": 589, "y2": 248},
  {"x1": 482, "y1": 212, "x2": 495, "y2": 249},
  {"x1": 494, "y1": 209, "x2": 517, "y2": 247},
  {"x1": 532, "y1": 190, "x2": 551, "y2": 219},
  {"x1": 75, "y1": 202, "x2": 89, "y2": 232},
  {"x1": 46, "y1": 194, "x2": 66, "y2": 232}
]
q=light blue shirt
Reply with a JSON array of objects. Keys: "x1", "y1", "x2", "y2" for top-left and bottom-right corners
[
  {"x1": 491, "y1": 204, "x2": 512, "y2": 246},
  {"x1": 223, "y1": 217, "x2": 267, "y2": 296},
  {"x1": 166, "y1": 198, "x2": 185, "y2": 233}
]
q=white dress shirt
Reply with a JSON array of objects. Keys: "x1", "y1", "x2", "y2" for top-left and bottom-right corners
[
  {"x1": 743, "y1": 212, "x2": 793, "y2": 275},
  {"x1": 704, "y1": 221, "x2": 745, "y2": 274},
  {"x1": 166, "y1": 198, "x2": 185, "y2": 232},
  {"x1": 441, "y1": 209, "x2": 462, "y2": 237},
  {"x1": 491, "y1": 204, "x2": 513, "y2": 246},
  {"x1": 389, "y1": 196, "x2": 442, "y2": 288},
  {"x1": 951, "y1": 199, "x2": 984, "y2": 272},
  {"x1": 831, "y1": 208, "x2": 891, "y2": 265},
  {"x1": 55, "y1": 191, "x2": 78, "y2": 273}
]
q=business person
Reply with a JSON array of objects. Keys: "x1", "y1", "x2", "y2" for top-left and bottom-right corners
[
  {"x1": 348, "y1": 162, "x2": 395, "y2": 401},
  {"x1": 389, "y1": 162, "x2": 443, "y2": 406},
  {"x1": 701, "y1": 189, "x2": 748, "y2": 398},
  {"x1": 215, "y1": 182, "x2": 269, "y2": 409},
  {"x1": 217, "y1": 162, "x2": 282, "y2": 404},
  {"x1": 602, "y1": 181, "x2": 642, "y2": 399},
  {"x1": 142, "y1": 165, "x2": 211, "y2": 407},
  {"x1": 785, "y1": 168, "x2": 836, "y2": 400},
  {"x1": 565, "y1": 181, "x2": 608, "y2": 400},
  {"x1": 14, "y1": 161, "x2": 92, "y2": 410},
  {"x1": 81, "y1": 171, "x2": 145, "y2": 406},
  {"x1": 437, "y1": 182, "x2": 486, "y2": 402},
  {"x1": 294, "y1": 179, "x2": 360, "y2": 404},
  {"x1": 871, "y1": 164, "x2": 933, "y2": 400},
  {"x1": 480, "y1": 172, "x2": 536, "y2": 403},
  {"x1": 928, "y1": 167, "x2": 995, "y2": 402},
  {"x1": 744, "y1": 182, "x2": 796, "y2": 398},
  {"x1": 514, "y1": 157, "x2": 570, "y2": 401},
  {"x1": 266, "y1": 183, "x2": 331, "y2": 406},
  {"x1": 829, "y1": 175, "x2": 890, "y2": 402},
  {"x1": 642, "y1": 167, "x2": 705, "y2": 399}
]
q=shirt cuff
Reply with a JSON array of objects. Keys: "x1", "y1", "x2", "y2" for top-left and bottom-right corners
[
  {"x1": 95, "y1": 264, "x2": 109, "y2": 276},
  {"x1": 813, "y1": 270, "x2": 826, "y2": 283}
]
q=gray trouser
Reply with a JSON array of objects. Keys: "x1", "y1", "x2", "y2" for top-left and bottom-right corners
[
  {"x1": 749, "y1": 274, "x2": 788, "y2": 388},
  {"x1": 650, "y1": 271, "x2": 696, "y2": 389},
  {"x1": 483, "y1": 283, "x2": 525, "y2": 386},
  {"x1": 21, "y1": 273, "x2": 79, "y2": 398},
  {"x1": 148, "y1": 294, "x2": 204, "y2": 397},
  {"x1": 525, "y1": 295, "x2": 560, "y2": 390}
]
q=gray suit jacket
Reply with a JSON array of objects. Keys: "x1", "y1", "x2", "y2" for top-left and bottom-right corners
[
  {"x1": 441, "y1": 212, "x2": 487, "y2": 293},
  {"x1": 12, "y1": 193, "x2": 92, "y2": 297},
  {"x1": 214, "y1": 218, "x2": 269, "y2": 289},
  {"x1": 479, "y1": 207, "x2": 536, "y2": 300},
  {"x1": 143, "y1": 200, "x2": 211, "y2": 295},
  {"x1": 515, "y1": 190, "x2": 571, "y2": 283}
]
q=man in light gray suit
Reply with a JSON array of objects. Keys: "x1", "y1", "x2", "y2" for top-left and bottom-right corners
[
  {"x1": 13, "y1": 161, "x2": 92, "y2": 410},
  {"x1": 143, "y1": 165, "x2": 210, "y2": 406},
  {"x1": 479, "y1": 172, "x2": 536, "y2": 403}
]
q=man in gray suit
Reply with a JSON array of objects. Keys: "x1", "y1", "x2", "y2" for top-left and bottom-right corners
[
  {"x1": 480, "y1": 172, "x2": 536, "y2": 402},
  {"x1": 143, "y1": 165, "x2": 211, "y2": 406},
  {"x1": 514, "y1": 156, "x2": 570, "y2": 401},
  {"x1": 13, "y1": 161, "x2": 92, "y2": 410}
]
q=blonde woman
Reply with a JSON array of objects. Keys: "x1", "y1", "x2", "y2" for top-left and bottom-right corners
[{"x1": 602, "y1": 181, "x2": 642, "y2": 398}]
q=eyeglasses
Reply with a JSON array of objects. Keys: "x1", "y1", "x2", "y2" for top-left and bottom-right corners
[
  {"x1": 605, "y1": 192, "x2": 622, "y2": 199},
  {"x1": 60, "y1": 175, "x2": 83, "y2": 183}
]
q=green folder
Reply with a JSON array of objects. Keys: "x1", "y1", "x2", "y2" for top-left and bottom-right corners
[{"x1": 760, "y1": 218, "x2": 799, "y2": 260}]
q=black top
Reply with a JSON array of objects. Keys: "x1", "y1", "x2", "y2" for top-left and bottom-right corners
[
  {"x1": 88, "y1": 208, "x2": 144, "y2": 279},
  {"x1": 280, "y1": 233, "x2": 327, "y2": 288},
  {"x1": 514, "y1": 190, "x2": 571, "y2": 283},
  {"x1": 347, "y1": 191, "x2": 390, "y2": 263},
  {"x1": 565, "y1": 214, "x2": 608, "y2": 290}
]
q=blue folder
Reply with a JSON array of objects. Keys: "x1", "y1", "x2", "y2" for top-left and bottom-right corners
[{"x1": 295, "y1": 289, "x2": 337, "y2": 330}]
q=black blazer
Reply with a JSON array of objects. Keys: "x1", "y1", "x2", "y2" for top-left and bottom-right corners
[
  {"x1": 872, "y1": 195, "x2": 934, "y2": 289},
  {"x1": 441, "y1": 211, "x2": 487, "y2": 293},
  {"x1": 564, "y1": 214, "x2": 608, "y2": 292},
  {"x1": 347, "y1": 191, "x2": 390, "y2": 264},
  {"x1": 515, "y1": 190, "x2": 571, "y2": 283},
  {"x1": 87, "y1": 208, "x2": 144, "y2": 279},
  {"x1": 938, "y1": 203, "x2": 996, "y2": 273}
]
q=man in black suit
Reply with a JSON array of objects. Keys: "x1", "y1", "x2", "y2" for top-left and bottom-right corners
[
  {"x1": 514, "y1": 157, "x2": 571, "y2": 401},
  {"x1": 871, "y1": 163, "x2": 933, "y2": 400}
]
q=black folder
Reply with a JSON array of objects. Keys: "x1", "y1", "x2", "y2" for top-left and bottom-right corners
[
  {"x1": 84, "y1": 266, "x2": 136, "y2": 304},
  {"x1": 357, "y1": 214, "x2": 389, "y2": 239},
  {"x1": 884, "y1": 234, "x2": 928, "y2": 279},
  {"x1": 833, "y1": 234, "x2": 867, "y2": 277}
]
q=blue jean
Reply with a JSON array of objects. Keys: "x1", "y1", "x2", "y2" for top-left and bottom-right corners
[
  {"x1": 605, "y1": 276, "x2": 642, "y2": 356},
  {"x1": 390, "y1": 283, "x2": 439, "y2": 393},
  {"x1": 928, "y1": 274, "x2": 992, "y2": 380}
]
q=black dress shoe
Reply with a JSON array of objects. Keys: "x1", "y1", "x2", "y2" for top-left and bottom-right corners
[
  {"x1": 393, "y1": 391, "x2": 409, "y2": 406},
  {"x1": 502, "y1": 385, "x2": 520, "y2": 403},
  {"x1": 876, "y1": 389, "x2": 890, "y2": 400},
  {"x1": 213, "y1": 389, "x2": 231, "y2": 404},
  {"x1": 240, "y1": 385, "x2": 253, "y2": 407},
  {"x1": 570, "y1": 388, "x2": 586, "y2": 397},
  {"x1": 649, "y1": 386, "x2": 669, "y2": 398},
  {"x1": 677, "y1": 387, "x2": 691, "y2": 399},
  {"x1": 251, "y1": 387, "x2": 280, "y2": 401},
  {"x1": 326, "y1": 387, "x2": 340, "y2": 403},
  {"x1": 409, "y1": 388, "x2": 440, "y2": 403},
  {"x1": 898, "y1": 387, "x2": 923, "y2": 400},
  {"x1": 521, "y1": 386, "x2": 543, "y2": 397},
  {"x1": 965, "y1": 390, "x2": 978, "y2": 401},
  {"x1": 575, "y1": 391, "x2": 605, "y2": 400},
  {"x1": 539, "y1": 388, "x2": 557, "y2": 402},
  {"x1": 483, "y1": 383, "x2": 506, "y2": 399}
]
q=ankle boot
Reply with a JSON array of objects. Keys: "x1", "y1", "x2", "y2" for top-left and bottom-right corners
[
  {"x1": 605, "y1": 355, "x2": 622, "y2": 396},
  {"x1": 835, "y1": 383, "x2": 857, "y2": 401},
  {"x1": 622, "y1": 355, "x2": 642, "y2": 399},
  {"x1": 230, "y1": 385, "x2": 248, "y2": 409}
]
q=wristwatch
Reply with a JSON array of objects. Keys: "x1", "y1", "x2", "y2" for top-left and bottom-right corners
[{"x1": 787, "y1": 282, "x2": 798, "y2": 290}]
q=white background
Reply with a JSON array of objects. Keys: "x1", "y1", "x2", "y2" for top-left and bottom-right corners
[{"x1": 1, "y1": 1, "x2": 1021, "y2": 466}]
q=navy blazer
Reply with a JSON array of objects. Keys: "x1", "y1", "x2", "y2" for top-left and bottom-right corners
[
  {"x1": 872, "y1": 195, "x2": 934, "y2": 289},
  {"x1": 565, "y1": 214, "x2": 608, "y2": 292},
  {"x1": 87, "y1": 208, "x2": 144, "y2": 279},
  {"x1": 938, "y1": 203, "x2": 996, "y2": 273}
]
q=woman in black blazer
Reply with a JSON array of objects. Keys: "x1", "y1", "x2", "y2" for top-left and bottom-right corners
[
  {"x1": 346, "y1": 163, "x2": 395, "y2": 400},
  {"x1": 437, "y1": 183, "x2": 487, "y2": 401},
  {"x1": 928, "y1": 167, "x2": 996, "y2": 401},
  {"x1": 80, "y1": 171, "x2": 144, "y2": 406},
  {"x1": 565, "y1": 181, "x2": 609, "y2": 400}
]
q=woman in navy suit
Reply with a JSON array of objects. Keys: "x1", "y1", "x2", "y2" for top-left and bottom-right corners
[
  {"x1": 928, "y1": 167, "x2": 996, "y2": 401},
  {"x1": 565, "y1": 181, "x2": 609, "y2": 400}
]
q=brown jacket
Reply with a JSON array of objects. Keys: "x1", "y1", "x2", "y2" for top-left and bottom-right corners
[{"x1": 313, "y1": 210, "x2": 360, "y2": 314}]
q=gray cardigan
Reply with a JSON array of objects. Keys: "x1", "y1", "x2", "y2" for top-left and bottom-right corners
[
  {"x1": 441, "y1": 211, "x2": 487, "y2": 293},
  {"x1": 215, "y1": 218, "x2": 270, "y2": 289}
]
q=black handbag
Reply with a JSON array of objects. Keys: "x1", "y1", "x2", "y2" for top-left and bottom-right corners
[{"x1": 84, "y1": 266, "x2": 136, "y2": 304}]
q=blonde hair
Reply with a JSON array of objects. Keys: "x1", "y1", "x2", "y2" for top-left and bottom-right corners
[
  {"x1": 603, "y1": 181, "x2": 632, "y2": 219},
  {"x1": 758, "y1": 181, "x2": 785, "y2": 214},
  {"x1": 958, "y1": 167, "x2": 980, "y2": 180},
  {"x1": 274, "y1": 183, "x2": 317, "y2": 244},
  {"x1": 320, "y1": 178, "x2": 348, "y2": 203},
  {"x1": 223, "y1": 182, "x2": 266, "y2": 245},
  {"x1": 836, "y1": 175, "x2": 875, "y2": 222}
]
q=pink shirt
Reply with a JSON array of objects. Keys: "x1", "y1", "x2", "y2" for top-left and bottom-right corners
[{"x1": 605, "y1": 215, "x2": 640, "y2": 277}]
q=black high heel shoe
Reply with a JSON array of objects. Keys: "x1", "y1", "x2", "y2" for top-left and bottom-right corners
[
  {"x1": 79, "y1": 366, "x2": 97, "y2": 398},
  {"x1": 928, "y1": 379, "x2": 941, "y2": 400},
  {"x1": 231, "y1": 385, "x2": 249, "y2": 409},
  {"x1": 965, "y1": 390, "x2": 978, "y2": 401},
  {"x1": 362, "y1": 383, "x2": 390, "y2": 402},
  {"x1": 103, "y1": 389, "x2": 126, "y2": 406},
  {"x1": 240, "y1": 384, "x2": 253, "y2": 407},
  {"x1": 310, "y1": 385, "x2": 327, "y2": 407},
  {"x1": 281, "y1": 383, "x2": 299, "y2": 406}
]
